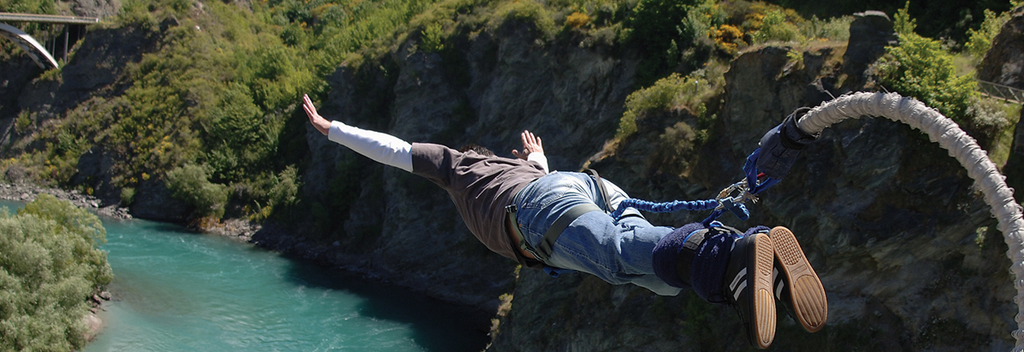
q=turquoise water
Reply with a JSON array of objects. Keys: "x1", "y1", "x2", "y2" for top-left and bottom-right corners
[{"x1": 0, "y1": 201, "x2": 489, "y2": 352}]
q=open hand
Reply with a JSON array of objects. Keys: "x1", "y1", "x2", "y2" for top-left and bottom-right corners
[
  {"x1": 511, "y1": 130, "x2": 544, "y2": 160},
  {"x1": 302, "y1": 94, "x2": 331, "y2": 136}
]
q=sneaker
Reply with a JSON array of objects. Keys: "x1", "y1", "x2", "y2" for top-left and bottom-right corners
[
  {"x1": 724, "y1": 230, "x2": 776, "y2": 349},
  {"x1": 769, "y1": 226, "x2": 827, "y2": 332}
]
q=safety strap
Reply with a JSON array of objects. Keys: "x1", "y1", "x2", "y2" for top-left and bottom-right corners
[
  {"x1": 535, "y1": 203, "x2": 603, "y2": 261},
  {"x1": 587, "y1": 169, "x2": 613, "y2": 212},
  {"x1": 515, "y1": 171, "x2": 611, "y2": 266}
]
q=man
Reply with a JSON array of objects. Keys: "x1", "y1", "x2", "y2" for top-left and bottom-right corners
[{"x1": 302, "y1": 94, "x2": 826, "y2": 348}]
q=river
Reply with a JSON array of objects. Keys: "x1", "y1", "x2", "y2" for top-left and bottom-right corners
[{"x1": 0, "y1": 200, "x2": 490, "y2": 351}]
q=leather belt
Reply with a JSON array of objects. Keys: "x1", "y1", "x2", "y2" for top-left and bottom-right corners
[{"x1": 505, "y1": 205, "x2": 538, "y2": 260}]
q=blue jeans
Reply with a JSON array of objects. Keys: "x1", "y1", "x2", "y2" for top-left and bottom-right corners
[{"x1": 512, "y1": 172, "x2": 682, "y2": 296}]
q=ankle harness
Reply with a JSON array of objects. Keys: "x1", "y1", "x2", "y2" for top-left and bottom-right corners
[{"x1": 676, "y1": 223, "x2": 742, "y2": 286}]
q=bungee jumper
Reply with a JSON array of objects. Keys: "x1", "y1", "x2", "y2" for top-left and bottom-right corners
[{"x1": 302, "y1": 94, "x2": 827, "y2": 349}]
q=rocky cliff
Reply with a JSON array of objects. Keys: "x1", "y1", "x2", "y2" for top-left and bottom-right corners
[
  {"x1": 285, "y1": 11, "x2": 1018, "y2": 351},
  {"x1": 488, "y1": 13, "x2": 1017, "y2": 351},
  {"x1": 255, "y1": 21, "x2": 644, "y2": 311}
]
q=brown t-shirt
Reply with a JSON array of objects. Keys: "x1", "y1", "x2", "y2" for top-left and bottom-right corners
[{"x1": 411, "y1": 143, "x2": 547, "y2": 266}]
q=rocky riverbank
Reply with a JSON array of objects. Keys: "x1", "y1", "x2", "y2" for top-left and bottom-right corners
[
  {"x1": 0, "y1": 182, "x2": 261, "y2": 241},
  {"x1": 83, "y1": 291, "x2": 112, "y2": 341},
  {"x1": 0, "y1": 182, "x2": 131, "y2": 219}
]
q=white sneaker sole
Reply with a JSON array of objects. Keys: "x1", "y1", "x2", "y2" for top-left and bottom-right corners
[{"x1": 770, "y1": 226, "x2": 827, "y2": 332}]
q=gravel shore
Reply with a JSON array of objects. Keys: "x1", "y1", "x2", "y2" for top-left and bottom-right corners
[{"x1": 0, "y1": 182, "x2": 132, "y2": 219}]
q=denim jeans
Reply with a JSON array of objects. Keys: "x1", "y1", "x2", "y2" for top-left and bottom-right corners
[{"x1": 512, "y1": 172, "x2": 682, "y2": 296}]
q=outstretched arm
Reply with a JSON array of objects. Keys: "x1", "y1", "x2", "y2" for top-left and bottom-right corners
[
  {"x1": 302, "y1": 94, "x2": 414, "y2": 172},
  {"x1": 511, "y1": 130, "x2": 549, "y2": 173}
]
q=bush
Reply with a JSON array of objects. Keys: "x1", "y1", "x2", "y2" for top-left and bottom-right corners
[
  {"x1": 877, "y1": 24, "x2": 978, "y2": 125},
  {"x1": 490, "y1": 0, "x2": 558, "y2": 38},
  {"x1": 0, "y1": 194, "x2": 112, "y2": 352},
  {"x1": 420, "y1": 22, "x2": 446, "y2": 52},
  {"x1": 615, "y1": 68, "x2": 722, "y2": 141},
  {"x1": 237, "y1": 167, "x2": 300, "y2": 222},
  {"x1": 120, "y1": 187, "x2": 136, "y2": 206},
  {"x1": 876, "y1": 3, "x2": 975, "y2": 122},
  {"x1": 165, "y1": 164, "x2": 229, "y2": 218},
  {"x1": 750, "y1": 8, "x2": 803, "y2": 43},
  {"x1": 713, "y1": 24, "x2": 743, "y2": 54},
  {"x1": 566, "y1": 11, "x2": 591, "y2": 28},
  {"x1": 965, "y1": 8, "x2": 1012, "y2": 63}
]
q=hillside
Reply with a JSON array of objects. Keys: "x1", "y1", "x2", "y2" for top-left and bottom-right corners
[{"x1": 2, "y1": 0, "x2": 1024, "y2": 350}]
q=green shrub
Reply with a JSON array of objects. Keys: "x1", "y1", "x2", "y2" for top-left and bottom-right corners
[
  {"x1": 875, "y1": 1, "x2": 1019, "y2": 147},
  {"x1": 490, "y1": 0, "x2": 558, "y2": 38},
  {"x1": 877, "y1": 26, "x2": 978, "y2": 125},
  {"x1": 965, "y1": 8, "x2": 1012, "y2": 63},
  {"x1": 165, "y1": 164, "x2": 229, "y2": 218},
  {"x1": 14, "y1": 111, "x2": 31, "y2": 134},
  {"x1": 892, "y1": 1, "x2": 916, "y2": 36},
  {"x1": 237, "y1": 167, "x2": 300, "y2": 222},
  {"x1": 751, "y1": 8, "x2": 803, "y2": 43},
  {"x1": 628, "y1": 0, "x2": 696, "y2": 49},
  {"x1": 420, "y1": 22, "x2": 446, "y2": 52},
  {"x1": 115, "y1": 0, "x2": 158, "y2": 29},
  {"x1": 615, "y1": 68, "x2": 722, "y2": 141},
  {"x1": 0, "y1": 194, "x2": 112, "y2": 352},
  {"x1": 120, "y1": 187, "x2": 136, "y2": 206}
]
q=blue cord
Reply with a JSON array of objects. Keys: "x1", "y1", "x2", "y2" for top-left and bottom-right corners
[
  {"x1": 609, "y1": 149, "x2": 781, "y2": 223},
  {"x1": 609, "y1": 198, "x2": 719, "y2": 220}
]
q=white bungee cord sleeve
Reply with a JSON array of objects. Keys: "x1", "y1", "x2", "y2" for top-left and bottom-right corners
[
  {"x1": 327, "y1": 120, "x2": 414, "y2": 172},
  {"x1": 794, "y1": 92, "x2": 1024, "y2": 352}
]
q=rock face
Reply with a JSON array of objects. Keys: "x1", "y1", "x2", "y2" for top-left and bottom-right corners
[
  {"x1": 276, "y1": 12, "x2": 1016, "y2": 351},
  {"x1": 69, "y1": 0, "x2": 122, "y2": 19},
  {"x1": 989, "y1": 6, "x2": 1024, "y2": 196},
  {"x1": 491, "y1": 18, "x2": 1014, "y2": 352},
  {"x1": 128, "y1": 177, "x2": 190, "y2": 222},
  {"x1": 978, "y1": 5, "x2": 1024, "y2": 88},
  {"x1": 842, "y1": 11, "x2": 898, "y2": 90},
  {"x1": 259, "y1": 23, "x2": 643, "y2": 311}
]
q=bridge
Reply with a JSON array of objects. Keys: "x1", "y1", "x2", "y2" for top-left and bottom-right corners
[{"x1": 0, "y1": 12, "x2": 99, "y2": 69}]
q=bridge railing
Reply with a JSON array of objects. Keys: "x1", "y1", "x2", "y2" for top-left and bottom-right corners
[
  {"x1": 978, "y1": 80, "x2": 1024, "y2": 105},
  {"x1": 0, "y1": 12, "x2": 99, "y2": 25}
]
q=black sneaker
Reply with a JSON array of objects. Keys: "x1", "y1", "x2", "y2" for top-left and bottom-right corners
[
  {"x1": 769, "y1": 226, "x2": 827, "y2": 332},
  {"x1": 724, "y1": 230, "x2": 776, "y2": 349}
]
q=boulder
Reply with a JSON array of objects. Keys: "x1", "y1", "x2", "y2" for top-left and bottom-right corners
[{"x1": 842, "y1": 11, "x2": 897, "y2": 90}]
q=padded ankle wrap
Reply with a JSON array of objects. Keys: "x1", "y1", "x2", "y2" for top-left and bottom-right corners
[
  {"x1": 652, "y1": 223, "x2": 706, "y2": 288},
  {"x1": 690, "y1": 224, "x2": 743, "y2": 303}
]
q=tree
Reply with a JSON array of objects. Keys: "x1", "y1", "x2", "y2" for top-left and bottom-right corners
[{"x1": 0, "y1": 194, "x2": 112, "y2": 352}]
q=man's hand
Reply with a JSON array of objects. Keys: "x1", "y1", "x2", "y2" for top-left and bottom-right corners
[
  {"x1": 303, "y1": 94, "x2": 331, "y2": 136},
  {"x1": 511, "y1": 130, "x2": 544, "y2": 160}
]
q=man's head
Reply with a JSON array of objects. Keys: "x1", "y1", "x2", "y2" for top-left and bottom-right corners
[{"x1": 459, "y1": 143, "x2": 496, "y2": 156}]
